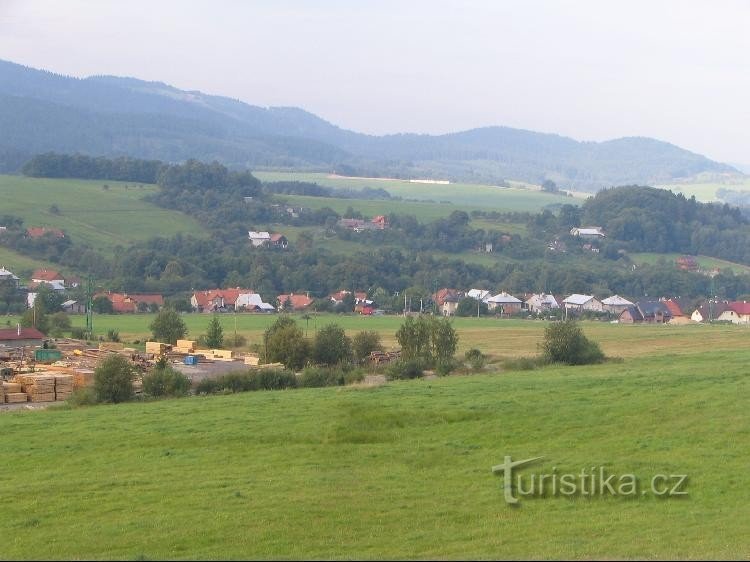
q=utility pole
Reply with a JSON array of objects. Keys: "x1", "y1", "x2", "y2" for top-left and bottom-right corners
[{"x1": 85, "y1": 277, "x2": 94, "y2": 340}]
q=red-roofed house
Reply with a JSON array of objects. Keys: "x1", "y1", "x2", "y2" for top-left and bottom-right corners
[
  {"x1": 717, "y1": 301, "x2": 750, "y2": 324},
  {"x1": 27, "y1": 227, "x2": 65, "y2": 239},
  {"x1": 662, "y1": 299, "x2": 689, "y2": 324},
  {"x1": 0, "y1": 326, "x2": 45, "y2": 348},
  {"x1": 277, "y1": 293, "x2": 314, "y2": 311},
  {"x1": 32, "y1": 268, "x2": 64, "y2": 284},
  {"x1": 190, "y1": 288, "x2": 254, "y2": 313},
  {"x1": 97, "y1": 292, "x2": 164, "y2": 313},
  {"x1": 269, "y1": 233, "x2": 288, "y2": 248}
]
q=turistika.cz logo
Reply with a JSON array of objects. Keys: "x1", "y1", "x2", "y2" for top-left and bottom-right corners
[{"x1": 492, "y1": 456, "x2": 688, "y2": 505}]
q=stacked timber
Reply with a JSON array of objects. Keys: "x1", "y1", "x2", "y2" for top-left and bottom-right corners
[
  {"x1": 0, "y1": 380, "x2": 4, "y2": 402},
  {"x1": 174, "y1": 340, "x2": 197, "y2": 354},
  {"x1": 145, "y1": 342, "x2": 168, "y2": 355},
  {"x1": 3, "y1": 381, "x2": 26, "y2": 402},
  {"x1": 244, "y1": 355, "x2": 260, "y2": 366},
  {"x1": 15, "y1": 374, "x2": 56, "y2": 402},
  {"x1": 73, "y1": 369, "x2": 95, "y2": 388},
  {"x1": 54, "y1": 374, "x2": 75, "y2": 401}
]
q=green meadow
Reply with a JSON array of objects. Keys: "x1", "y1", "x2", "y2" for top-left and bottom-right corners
[
  {"x1": 659, "y1": 178, "x2": 750, "y2": 202},
  {"x1": 0, "y1": 175, "x2": 207, "y2": 252},
  {"x1": 0, "y1": 342, "x2": 748, "y2": 559},
  {"x1": 256, "y1": 171, "x2": 576, "y2": 212},
  {"x1": 629, "y1": 252, "x2": 750, "y2": 275},
  {"x1": 50, "y1": 312, "x2": 750, "y2": 360}
]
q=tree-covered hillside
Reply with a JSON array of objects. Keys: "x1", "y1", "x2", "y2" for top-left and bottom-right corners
[
  {"x1": 0, "y1": 59, "x2": 739, "y2": 189},
  {"x1": 583, "y1": 186, "x2": 750, "y2": 262}
]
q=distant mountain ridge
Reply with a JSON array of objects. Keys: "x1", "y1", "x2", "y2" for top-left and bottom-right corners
[{"x1": 0, "y1": 59, "x2": 740, "y2": 189}]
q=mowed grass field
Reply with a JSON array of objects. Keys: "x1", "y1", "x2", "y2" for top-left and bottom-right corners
[
  {"x1": 55, "y1": 312, "x2": 750, "y2": 360},
  {"x1": 630, "y1": 252, "x2": 750, "y2": 275},
  {"x1": 257, "y1": 171, "x2": 576, "y2": 212},
  {"x1": 0, "y1": 175, "x2": 207, "y2": 252},
  {"x1": 659, "y1": 179, "x2": 750, "y2": 202},
  {"x1": 0, "y1": 342, "x2": 748, "y2": 558}
]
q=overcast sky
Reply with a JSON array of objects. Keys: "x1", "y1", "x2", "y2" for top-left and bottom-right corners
[{"x1": 1, "y1": 0, "x2": 748, "y2": 165}]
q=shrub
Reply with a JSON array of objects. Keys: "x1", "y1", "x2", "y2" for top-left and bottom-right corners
[
  {"x1": 66, "y1": 387, "x2": 98, "y2": 407},
  {"x1": 312, "y1": 323, "x2": 352, "y2": 366},
  {"x1": 464, "y1": 348, "x2": 486, "y2": 371},
  {"x1": 70, "y1": 327, "x2": 85, "y2": 339},
  {"x1": 387, "y1": 359, "x2": 424, "y2": 380},
  {"x1": 256, "y1": 368, "x2": 297, "y2": 390},
  {"x1": 541, "y1": 321, "x2": 605, "y2": 365},
  {"x1": 49, "y1": 312, "x2": 71, "y2": 331},
  {"x1": 435, "y1": 358, "x2": 458, "y2": 376},
  {"x1": 106, "y1": 329, "x2": 120, "y2": 343},
  {"x1": 225, "y1": 333, "x2": 247, "y2": 347},
  {"x1": 299, "y1": 366, "x2": 345, "y2": 388},
  {"x1": 263, "y1": 316, "x2": 310, "y2": 370},
  {"x1": 94, "y1": 354, "x2": 135, "y2": 403},
  {"x1": 352, "y1": 330, "x2": 383, "y2": 364},
  {"x1": 195, "y1": 378, "x2": 219, "y2": 395},
  {"x1": 504, "y1": 356, "x2": 545, "y2": 371},
  {"x1": 142, "y1": 365, "x2": 191, "y2": 398}
]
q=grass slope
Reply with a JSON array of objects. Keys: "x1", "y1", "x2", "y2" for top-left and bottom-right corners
[
  {"x1": 630, "y1": 252, "x2": 750, "y2": 275},
  {"x1": 0, "y1": 175, "x2": 207, "y2": 252},
  {"x1": 659, "y1": 179, "x2": 750, "y2": 202},
  {"x1": 0, "y1": 349, "x2": 747, "y2": 559},
  {"x1": 258, "y1": 171, "x2": 575, "y2": 212}
]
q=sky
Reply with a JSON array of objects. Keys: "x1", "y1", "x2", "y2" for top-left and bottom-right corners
[{"x1": 1, "y1": 0, "x2": 748, "y2": 165}]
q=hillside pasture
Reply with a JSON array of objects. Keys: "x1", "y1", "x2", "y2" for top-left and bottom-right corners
[
  {"x1": 257, "y1": 171, "x2": 576, "y2": 212},
  {"x1": 629, "y1": 252, "x2": 750, "y2": 275},
  {"x1": 0, "y1": 175, "x2": 207, "y2": 252}
]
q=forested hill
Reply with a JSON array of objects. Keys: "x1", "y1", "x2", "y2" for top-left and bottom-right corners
[
  {"x1": 0, "y1": 59, "x2": 740, "y2": 189},
  {"x1": 583, "y1": 186, "x2": 750, "y2": 263}
]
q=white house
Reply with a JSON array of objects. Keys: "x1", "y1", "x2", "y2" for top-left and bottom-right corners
[
  {"x1": 467, "y1": 289, "x2": 491, "y2": 302},
  {"x1": 570, "y1": 227, "x2": 606, "y2": 239},
  {"x1": 601, "y1": 295, "x2": 634, "y2": 314},
  {"x1": 248, "y1": 231, "x2": 272, "y2": 247},
  {"x1": 486, "y1": 292, "x2": 523, "y2": 314},
  {"x1": 716, "y1": 302, "x2": 750, "y2": 324},
  {"x1": 525, "y1": 293, "x2": 560, "y2": 314},
  {"x1": 0, "y1": 267, "x2": 19, "y2": 287},
  {"x1": 235, "y1": 292, "x2": 275, "y2": 312},
  {"x1": 563, "y1": 294, "x2": 603, "y2": 312}
]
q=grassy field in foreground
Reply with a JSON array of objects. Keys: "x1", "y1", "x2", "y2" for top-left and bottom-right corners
[
  {"x1": 0, "y1": 349, "x2": 748, "y2": 559},
  {"x1": 0, "y1": 175, "x2": 207, "y2": 252},
  {"x1": 258, "y1": 171, "x2": 575, "y2": 212},
  {"x1": 33, "y1": 312, "x2": 750, "y2": 360}
]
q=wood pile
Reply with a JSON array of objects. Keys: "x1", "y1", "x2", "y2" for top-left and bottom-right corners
[
  {"x1": 369, "y1": 350, "x2": 402, "y2": 365},
  {"x1": 145, "y1": 341, "x2": 168, "y2": 355},
  {"x1": 244, "y1": 355, "x2": 260, "y2": 366},
  {"x1": 73, "y1": 369, "x2": 95, "y2": 388},
  {"x1": 174, "y1": 340, "x2": 197, "y2": 354},
  {"x1": 54, "y1": 374, "x2": 74, "y2": 401},
  {"x1": 3, "y1": 381, "x2": 22, "y2": 393},
  {"x1": 14, "y1": 374, "x2": 56, "y2": 402},
  {"x1": 0, "y1": 381, "x2": 4, "y2": 402},
  {"x1": 98, "y1": 342, "x2": 125, "y2": 351},
  {"x1": 5, "y1": 392, "x2": 28, "y2": 403},
  {"x1": 248, "y1": 362, "x2": 284, "y2": 371}
]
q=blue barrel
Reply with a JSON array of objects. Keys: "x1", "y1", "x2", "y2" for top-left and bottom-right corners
[{"x1": 183, "y1": 355, "x2": 198, "y2": 365}]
